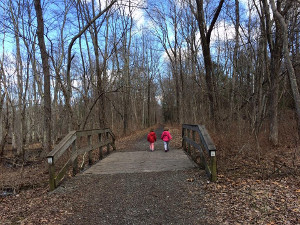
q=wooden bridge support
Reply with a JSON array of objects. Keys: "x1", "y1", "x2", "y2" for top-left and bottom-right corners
[
  {"x1": 187, "y1": 129, "x2": 191, "y2": 154},
  {"x1": 49, "y1": 161, "x2": 55, "y2": 191},
  {"x1": 182, "y1": 124, "x2": 217, "y2": 182},
  {"x1": 47, "y1": 129, "x2": 116, "y2": 191},
  {"x1": 72, "y1": 140, "x2": 78, "y2": 176},
  {"x1": 106, "y1": 132, "x2": 110, "y2": 154},
  {"x1": 210, "y1": 153, "x2": 217, "y2": 182},
  {"x1": 99, "y1": 133, "x2": 103, "y2": 160},
  {"x1": 88, "y1": 135, "x2": 92, "y2": 165}
]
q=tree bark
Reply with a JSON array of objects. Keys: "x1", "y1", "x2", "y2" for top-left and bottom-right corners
[
  {"x1": 34, "y1": 0, "x2": 52, "y2": 155},
  {"x1": 193, "y1": 0, "x2": 225, "y2": 121},
  {"x1": 261, "y1": 0, "x2": 283, "y2": 146},
  {"x1": 230, "y1": 0, "x2": 240, "y2": 119},
  {"x1": 270, "y1": 0, "x2": 300, "y2": 139}
]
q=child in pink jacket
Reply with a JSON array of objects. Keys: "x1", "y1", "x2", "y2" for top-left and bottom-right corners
[
  {"x1": 161, "y1": 128, "x2": 172, "y2": 152},
  {"x1": 147, "y1": 129, "x2": 157, "y2": 151}
]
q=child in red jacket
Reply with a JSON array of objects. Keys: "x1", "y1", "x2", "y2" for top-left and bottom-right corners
[
  {"x1": 147, "y1": 129, "x2": 157, "y2": 151},
  {"x1": 161, "y1": 128, "x2": 172, "y2": 152}
]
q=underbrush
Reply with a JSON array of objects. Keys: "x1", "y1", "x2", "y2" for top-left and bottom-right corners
[
  {"x1": 196, "y1": 111, "x2": 300, "y2": 224},
  {"x1": 213, "y1": 117, "x2": 300, "y2": 181}
]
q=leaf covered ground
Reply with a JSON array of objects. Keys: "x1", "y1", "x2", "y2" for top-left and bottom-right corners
[{"x1": 0, "y1": 123, "x2": 299, "y2": 224}]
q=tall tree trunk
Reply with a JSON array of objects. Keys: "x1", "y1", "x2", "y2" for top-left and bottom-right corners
[
  {"x1": 269, "y1": 55, "x2": 281, "y2": 145},
  {"x1": 270, "y1": 0, "x2": 300, "y2": 139},
  {"x1": 193, "y1": 0, "x2": 225, "y2": 121},
  {"x1": 147, "y1": 75, "x2": 151, "y2": 127},
  {"x1": 0, "y1": 57, "x2": 7, "y2": 156},
  {"x1": 9, "y1": 0, "x2": 24, "y2": 156},
  {"x1": 34, "y1": 0, "x2": 52, "y2": 155},
  {"x1": 99, "y1": 15, "x2": 110, "y2": 129},
  {"x1": 123, "y1": 10, "x2": 133, "y2": 135},
  {"x1": 261, "y1": 0, "x2": 283, "y2": 146},
  {"x1": 90, "y1": 0, "x2": 105, "y2": 129},
  {"x1": 230, "y1": 0, "x2": 240, "y2": 119},
  {"x1": 173, "y1": 5, "x2": 182, "y2": 124}
]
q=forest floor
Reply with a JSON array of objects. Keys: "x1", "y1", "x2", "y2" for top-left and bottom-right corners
[{"x1": 0, "y1": 121, "x2": 300, "y2": 224}]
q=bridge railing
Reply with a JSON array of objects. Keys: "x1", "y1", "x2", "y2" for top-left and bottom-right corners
[
  {"x1": 182, "y1": 124, "x2": 217, "y2": 181},
  {"x1": 46, "y1": 129, "x2": 116, "y2": 191}
]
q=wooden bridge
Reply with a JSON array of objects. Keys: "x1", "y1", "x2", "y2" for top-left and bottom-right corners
[
  {"x1": 46, "y1": 124, "x2": 216, "y2": 190},
  {"x1": 46, "y1": 125, "x2": 217, "y2": 223}
]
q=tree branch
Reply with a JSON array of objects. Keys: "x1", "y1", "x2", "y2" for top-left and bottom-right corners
[
  {"x1": 66, "y1": 0, "x2": 117, "y2": 92},
  {"x1": 207, "y1": 0, "x2": 225, "y2": 44},
  {"x1": 80, "y1": 86, "x2": 122, "y2": 130}
]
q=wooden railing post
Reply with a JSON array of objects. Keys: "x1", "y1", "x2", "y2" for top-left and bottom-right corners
[
  {"x1": 88, "y1": 135, "x2": 92, "y2": 165},
  {"x1": 47, "y1": 156, "x2": 55, "y2": 191},
  {"x1": 106, "y1": 131, "x2": 110, "y2": 154},
  {"x1": 210, "y1": 150, "x2": 217, "y2": 182},
  {"x1": 187, "y1": 129, "x2": 191, "y2": 154},
  {"x1": 111, "y1": 133, "x2": 116, "y2": 151},
  {"x1": 72, "y1": 140, "x2": 78, "y2": 176},
  {"x1": 192, "y1": 130, "x2": 196, "y2": 151},
  {"x1": 99, "y1": 133, "x2": 103, "y2": 160},
  {"x1": 182, "y1": 128, "x2": 186, "y2": 151},
  {"x1": 49, "y1": 164, "x2": 55, "y2": 191}
]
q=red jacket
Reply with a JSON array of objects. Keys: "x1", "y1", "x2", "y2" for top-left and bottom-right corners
[
  {"x1": 161, "y1": 131, "x2": 172, "y2": 142},
  {"x1": 147, "y1": 132, "x2": 157, "y2": 143}
]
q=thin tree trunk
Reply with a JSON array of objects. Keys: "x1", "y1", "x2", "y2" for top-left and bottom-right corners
[
  {"x1": 123, "y1": 10, "x2": 133, "y2": 135},
  {"x1": 230, "y1": 0, "x2": 240, "y2": 119},
  {"x1": 147, "y1": 71, "x2": 151, "y2": 127}
]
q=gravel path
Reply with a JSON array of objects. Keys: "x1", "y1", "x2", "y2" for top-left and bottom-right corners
[{"x1": 54, "y1": 128, "x2": 209, "y2": 224}]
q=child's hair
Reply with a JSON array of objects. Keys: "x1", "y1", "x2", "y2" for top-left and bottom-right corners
[
  {"x1": 150, "y1": 129, "x2": 154, "y2": 132},
  {"x1": 164, "y1": 127, "x2": 169, "y2": 131}
]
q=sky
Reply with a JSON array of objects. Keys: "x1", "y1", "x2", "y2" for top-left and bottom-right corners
[
  {"x1": 0, "y1": 0, "x2": 257, "y2": 54},
  {"x1": 0, "y1": 0, "x2": 269, "y2": 105},
  {"x1": 0, "y1": 0, "x2": 261, "y2": 90}
]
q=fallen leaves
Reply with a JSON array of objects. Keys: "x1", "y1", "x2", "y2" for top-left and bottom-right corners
[{"x1": 202, "y1": 175, "x2": 300, "y2": 225}]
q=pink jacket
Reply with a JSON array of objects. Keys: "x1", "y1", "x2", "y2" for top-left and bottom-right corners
[
  {"x1": 161, "y1": 131, "x2": 172, "y2": 142},
  {"x1": 147, "y1": 132, "x2": 157, "y2": 143}
]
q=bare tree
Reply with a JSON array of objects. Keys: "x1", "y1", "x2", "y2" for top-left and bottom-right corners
[
  {"x1": 148, "y1": 0, "x2": 184, "y2": 124},
  {"x1": 270, "y1": 0, "x2": 300, "y2": 139},
  {"x1": 0, "y1": 35, "x2": 8, "y2": 156},
  {"x1": 65, "y1": 0, "x2": 117, "y2": 130},
  {"x1": 230, "y1": 0, "x2": 240, "y2": 119},
  {"x1": 34, "y1": 0, "x2": 52, "y2": 155},
  {"x1": 190, "y1": 0, "x2": 225, "y2": 121},
  {"x1": 259, "y1": 0, "x2": 290, "y2": 145}
]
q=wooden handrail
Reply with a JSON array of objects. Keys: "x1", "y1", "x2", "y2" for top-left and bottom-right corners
[
  {"x1": 46, "y1": 128, "x2": 116, "y2": 191},
  {"x1": 182, "y1": 124, "x2": 217, "y2": 181}
]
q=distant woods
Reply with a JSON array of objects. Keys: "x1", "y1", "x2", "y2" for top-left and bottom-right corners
[{"x1": 0, "y1": 0, "x2": 299, "y2": 158}]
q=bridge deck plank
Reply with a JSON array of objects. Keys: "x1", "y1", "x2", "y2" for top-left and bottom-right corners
[{"x1": 82, "y1": 149, "x2": 196, "y2": 175}]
